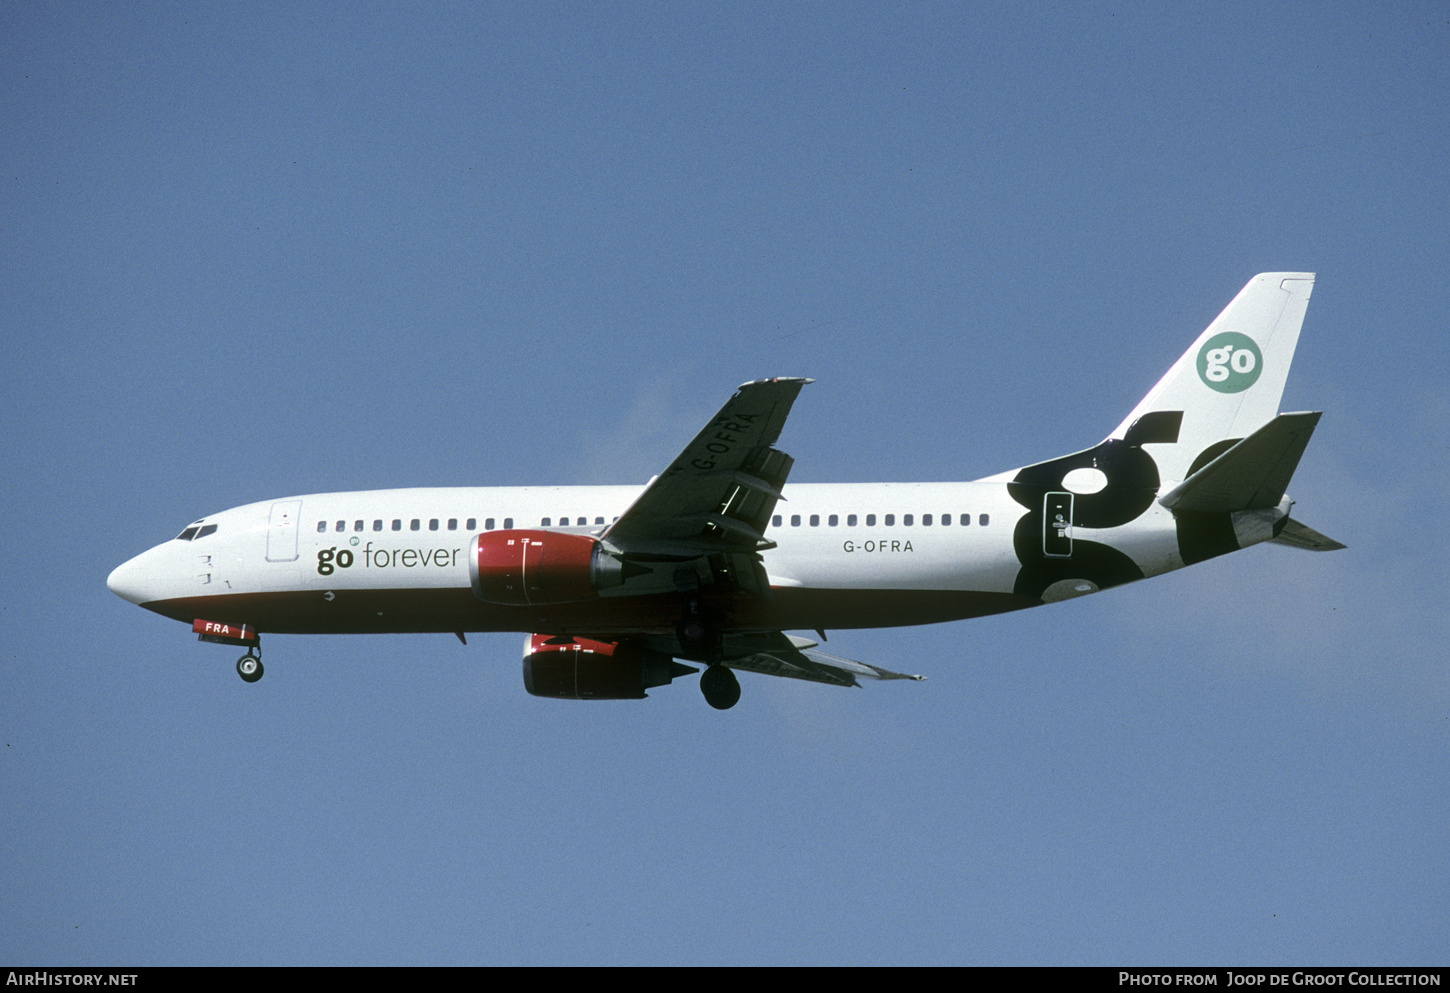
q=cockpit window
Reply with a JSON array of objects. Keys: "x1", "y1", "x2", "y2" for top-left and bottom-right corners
[{"x1": 175, "y1": 521, "x2": 218, "y2": 541}]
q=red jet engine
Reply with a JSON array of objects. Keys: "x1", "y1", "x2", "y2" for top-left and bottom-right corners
[
  {"x1": 470, "y1": 530, "x2": 630, "y2": 606},
  {"x1": 521, "y1": 634, "x2": 696, "y2": 700}
]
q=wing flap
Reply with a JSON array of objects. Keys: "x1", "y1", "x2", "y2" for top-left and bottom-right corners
[{"x1": 719, "y1": 632, "x2": 925, "y2": 687}]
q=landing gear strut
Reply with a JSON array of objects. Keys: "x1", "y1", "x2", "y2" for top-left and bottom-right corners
[
  {"x1": 677, "y1": 596, "x2": 739, "y2": 709},
  {"x1": 675, "y1": 596, "x2": 720, "y2": 660},
  {"x1": 699, "y1": 665, "x2": 740, "y2": 710},
  {"x1": 236, "y1": 649, "x2": 264, "y2": 683},
  {"x1": 675, "y1": 596, "x2": 740, "y2": 709}
]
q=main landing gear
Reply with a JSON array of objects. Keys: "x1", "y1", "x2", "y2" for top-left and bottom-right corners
[
  {"x1": 699, "y1": 665, "x2": 741, "y2": 711},
  {"x1": 676, "y1": 596, "x2": 740, "y2": 710},
  {"x1": 236, "y1": 648, "x2": 264, "y2": 683}
]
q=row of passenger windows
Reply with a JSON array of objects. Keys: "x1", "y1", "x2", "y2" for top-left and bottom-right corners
[
  {"x1": 772, "y1": 513, "x2": 989, "y2": 528},
  {"x1": 315, "y1": 516, "x2": 616, "y2": 533},
  {"x1": 320, "y1": 517, "x2": 500, "y2": 533},
  {"x1": 317, "y1": 512, "x2": 988, "y2": 533}
]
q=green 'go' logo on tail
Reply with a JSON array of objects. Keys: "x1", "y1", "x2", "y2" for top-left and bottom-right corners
[{"x1": 1197, "y1": 332, "x2": 1263, "y2": 393}]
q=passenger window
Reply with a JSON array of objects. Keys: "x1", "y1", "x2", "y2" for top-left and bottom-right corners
[
  {"x1": 392, "y1": 519, "x2": 402, "y2": 531},
  {"x1": 373, "y1": 520, "x2": 383, "y2": 531},
  {"x1": 316, "y1": 521, "x2": 326, "y2": 533},
  {"x1": 866, "y1": 514, "x2": 876, "y2": 526},
  {"x1": 885, "y1": 514, "x2": 895, "y2": 526},
  {"x1": 904, "y1": 514, "x2": 913, "y2": 526},
  {"x1": 504, "y1": 518, "x2": 514, "y2": 529},
  {"x1": 941, "y1": 513, "x2": 950, "y2": 526},
  {"x1": 484, "y1": 518, "x2": 494, "y2": 530},
  {"x1": 595, "y1": 517, "x2": 605, "y2": 525},
  {"x1": 791, "y1": 515, "x2": 801, "y2": 527},
  {"x1": 429, "y1": 519, "x2": 439, "y2": 531},
  {"x1": 961, "y1": 514, "x2": 971, "y2": 526},
  {"x1": 410, "y1": 519, "x2": 420, "y2": 531},
  {"x1": 448, "y1": 519, "x2": 458, "y2": 531},
  {"x1": 979, "y1": 514, "x2": 990, "y2": 526},
  {"x1": 354, "y1": 520, "x2": 364, "y2": 532},
  {"x1": 810, "y1": 514, "x2": 819, "y2": 526},
  {"x1": 465, "y1": 518, "x2": 475, "y2": 530},
  {"x1": 828, "y1": 514, "x2": 838, "y2": 526},
  {"x1": 335, "y1": 521, "x2": 345, "y2": 532},
  {"x1": 923, "y1": 514, "x2": 932, "y2": 526},
  {"x1": 847, "y1": 514, "x2": 857, "y2": 526},
  {"x1": 542, "y1": 518, "x2": 552, "y2": 527},
  {"x1": 773, "y1": 515, "x2": 782, "y2": 527}
]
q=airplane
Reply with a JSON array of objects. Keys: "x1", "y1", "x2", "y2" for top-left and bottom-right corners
[{"x1": 107, "y1": 272, "x2": 1343, "y2": 710}]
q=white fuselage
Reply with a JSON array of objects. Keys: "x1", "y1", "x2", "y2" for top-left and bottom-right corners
[{"x1": 107, "y1": 477, "x2": 1209, "y2": 638}]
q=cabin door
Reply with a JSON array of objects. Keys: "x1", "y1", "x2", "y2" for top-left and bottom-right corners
[{"x1": 266, "y1": 500, "x2": 302, "y2": 562}]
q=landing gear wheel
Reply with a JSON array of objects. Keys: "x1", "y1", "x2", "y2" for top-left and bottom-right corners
[
  {"x1": 700, "y1": 665, "x2": 740, "y2": 710},
  {"x1": 236, "y1": 653, "x2": 264, "y2": 683}
]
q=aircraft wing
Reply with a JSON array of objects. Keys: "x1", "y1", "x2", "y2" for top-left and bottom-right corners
[
  {"x1": 601, "y1": 378, "x2": 810, "y2": 570},
  {"x1": 717, "y1": 632, "x2": 925, "y2": 687}
]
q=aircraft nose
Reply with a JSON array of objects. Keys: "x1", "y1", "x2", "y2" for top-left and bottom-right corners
[{"x1": 107, "y1": 551, "x2": 154, "y2": 605}]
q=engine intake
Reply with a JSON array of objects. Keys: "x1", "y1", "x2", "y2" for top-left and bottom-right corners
[
  {"x1": 470, "y1": 530, "x2": 628, "y2": 606},
  {"x1": 522, "y1": 634, "x2": 696, "y2": 700}
]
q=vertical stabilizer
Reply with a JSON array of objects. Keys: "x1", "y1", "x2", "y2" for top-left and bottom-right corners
[{"x1": 1108, "y1": 273, "x2": 1315, "y2": 483}]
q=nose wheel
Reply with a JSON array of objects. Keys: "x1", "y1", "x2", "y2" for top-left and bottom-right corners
[{"x1": 236, "y1": 650, "x2": 264, "y2": 683}]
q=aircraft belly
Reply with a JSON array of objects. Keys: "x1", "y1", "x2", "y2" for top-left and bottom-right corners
[{"x1": 140, "y1": 582, "x2": 1039, "y2": 636}]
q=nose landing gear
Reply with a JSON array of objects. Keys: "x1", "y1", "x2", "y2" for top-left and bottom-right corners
[{"x1": 195, "y1": 620, "x2": 263, "y2": 683}]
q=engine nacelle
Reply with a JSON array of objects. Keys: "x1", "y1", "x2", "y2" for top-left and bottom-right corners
[
  {"x1": 470, "y1": 530, "x2": 627, "y2": 606},
  {"x1": 522, "y1": 634, "x2": 695, "y2": 700}
]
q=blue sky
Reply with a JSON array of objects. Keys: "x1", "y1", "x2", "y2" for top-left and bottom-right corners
[{"x1": 3, "y1": 1, "x2": 1447, "y2": 965}]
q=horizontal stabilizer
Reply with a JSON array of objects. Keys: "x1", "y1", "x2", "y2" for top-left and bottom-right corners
[
  {"x1": 1158, "y1": 412, "x2": 1322, "y2": 513},
  {"x1": 1270, "y1": 517, "x2": 1346, "y2": 552}
]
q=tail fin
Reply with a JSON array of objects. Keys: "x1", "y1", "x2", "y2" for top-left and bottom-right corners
[{"x1": 1108, "y1": 273, "x2": 1315, "y2": 483}]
